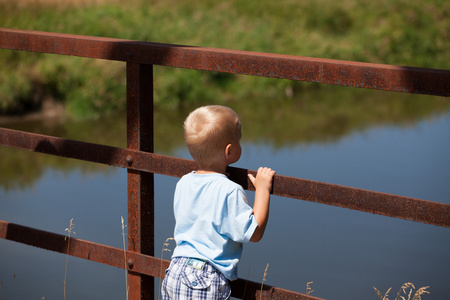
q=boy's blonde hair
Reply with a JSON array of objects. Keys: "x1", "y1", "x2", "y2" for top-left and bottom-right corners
[{"x1": 184, "y1": 105, "x2": 241, "y2": 167}]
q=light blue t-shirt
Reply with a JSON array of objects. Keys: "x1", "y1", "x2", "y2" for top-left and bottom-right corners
[{"x1": 171, "y1": 171, "x2": 258, "y2": 280}]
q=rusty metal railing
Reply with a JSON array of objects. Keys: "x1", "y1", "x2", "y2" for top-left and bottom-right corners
[
  {"x1": 1, "y1": 28, "x2": 449, "y2": 300},
  {"x1": 1, "y1": 29, "x2": 449, "y2": 96}
]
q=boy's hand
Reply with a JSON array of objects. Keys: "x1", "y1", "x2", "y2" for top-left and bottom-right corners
[
  {"x1": 248, "y1": 167, "x2": 276, "y2": 191},
  {"x1": 248, "y1": 167, "x2": 275, "y2": 242}
]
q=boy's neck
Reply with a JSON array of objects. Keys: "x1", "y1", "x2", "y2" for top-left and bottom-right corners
[{"x1": 196, "y1": 165, "x2": 228, "y2": 175}]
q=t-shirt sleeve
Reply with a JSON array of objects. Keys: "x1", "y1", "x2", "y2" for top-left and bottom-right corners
[{"x1": 221, "y1": 186, "x2": 258, "y2": 243}]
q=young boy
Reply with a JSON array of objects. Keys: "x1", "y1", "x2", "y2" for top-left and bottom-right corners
[{"x1": 161, "y1": 105, "x2": 275, "y2": 299}]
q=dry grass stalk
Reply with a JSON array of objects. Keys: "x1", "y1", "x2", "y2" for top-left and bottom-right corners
[
  {"x1": 374, "y1": 286, "x2": 392, "y2": 300},
  {"x1": 374, "y1": 282, "x2": 430, "y2": 300},
  {"x1": 412, "y1": 286, "x2": 430, "y2": 300},
  {"x1": 306, "y1": 281, "x2": 314, "y2": 295},
  {"x1": 158, "y1": 237, "x2": 174, "y2": 300},
  {"x1": 242, "y1": 264, "x2": 251, "y2": 300},
  {"x1": 397, "y1": 282, "x2": 415, "y2": 300},
  {"x1": 13, "y1": 274, "x2": 18, "y2": 300},
  {"x1": 64, "y1": 218, "x2": 75, "y2": 300},
  {"x1": 259, "y1": 263, "x2": 269, "y2": 300},
  {"x1": 121, "y1": 216, "x2": 129, "y2": 300}
]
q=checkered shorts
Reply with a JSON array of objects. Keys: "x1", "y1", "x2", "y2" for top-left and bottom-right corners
[{"x1": 161, "y1": 257, "x2": 231, "y2": 300}]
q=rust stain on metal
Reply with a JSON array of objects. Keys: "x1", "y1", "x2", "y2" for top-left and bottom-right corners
[
  {"x1": 126, "y1": 62, "x2": 155, "y2": 300},
  {"x1": 1, "y1": 28, "x2": 449, "y2": 96},
  {"x1": 1, "y1": 127, "x2": 449, "y2": 228},
  {"x1": 0, "y1": 220, "x2": 169, "y2": 277},
  {"x1": 0, "y1": 220, "x2": 322, "y2": 300},
  {"x1": 1, "y1": 26, "x2": 449, "y2": 300},
  {"x1": 231, "y1": 278, "x2": 325, "y2": 300}
]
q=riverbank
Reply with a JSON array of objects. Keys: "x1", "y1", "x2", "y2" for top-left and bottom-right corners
[
  {"x1": 1, "y1": 0, "x2": 448, "y2": 118},
  {"x1": 0, "y1": 98, "x2": 64, "y2": 124},
  {"x1": 2, "y1": 86, "x2": 450, "y2": 191}
]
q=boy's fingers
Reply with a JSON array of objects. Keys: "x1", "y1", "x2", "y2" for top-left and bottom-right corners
[
  {"x1": 250, "y1": 168, "x2": 275, "y2": 184},
  {"x1": 248, "y1": 173, "x2": 256, "y2": 185},
  {"x1": 259, "y1": 167, "x2": 275, "y2": 177}
]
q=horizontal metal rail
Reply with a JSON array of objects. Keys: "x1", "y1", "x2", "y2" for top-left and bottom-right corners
[
  {"x1": 1, "y1": 28, "x2": 449, "y2": 96},
  {"x1": 0, "y1": 220, "x2": 323, "y2": 300},
  {"x1": 1, "y1": 28, "x2": 449, "y2": 300},
  {"x1": 1, "y1": 127, "x2": 449, "y2": 228}
]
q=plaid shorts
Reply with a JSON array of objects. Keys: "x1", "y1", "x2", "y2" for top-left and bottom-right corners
[{"x1": 161, "y1": 257, "x2": 231, "y2": 300}]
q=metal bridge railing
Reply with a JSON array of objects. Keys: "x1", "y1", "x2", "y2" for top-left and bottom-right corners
[{"x1": 1, "y1": 28, "x2": 449, "y2": 300}]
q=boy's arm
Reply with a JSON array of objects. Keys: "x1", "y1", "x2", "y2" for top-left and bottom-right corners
[{"x1": 248, "y1": 167, "x2": 276, "y2": 242}]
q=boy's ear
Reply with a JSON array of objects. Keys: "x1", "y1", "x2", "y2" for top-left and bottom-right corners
[{"x1": 225, "y1": 143, "x2": 232, "y2": 159}]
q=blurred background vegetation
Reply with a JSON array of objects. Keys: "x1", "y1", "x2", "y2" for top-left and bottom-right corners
[
  {"x1": 0, "y1": 0, "x2": 448, "y2": 118},
  {"x1": 0, "y1": 0, "x2": 449, "y2": 190}
]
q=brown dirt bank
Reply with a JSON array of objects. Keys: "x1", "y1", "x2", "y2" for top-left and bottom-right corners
[{"x1": 0, "y1": 98, "x2": 65, "y2": 125}]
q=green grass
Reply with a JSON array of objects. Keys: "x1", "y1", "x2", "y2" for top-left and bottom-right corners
[{"x1": 0, "y1": 0, "x2": 448, "y2": 117}]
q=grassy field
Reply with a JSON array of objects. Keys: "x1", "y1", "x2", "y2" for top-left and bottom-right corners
[{"x1": 0, "y1": 0, "x2": 448, "y2": 118}]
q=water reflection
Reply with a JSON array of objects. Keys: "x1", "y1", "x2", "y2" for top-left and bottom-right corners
[
  {"x1": 1, "y1": 87, "x2": 449, "y2": 191},
  {"x1": 1, "y1": 88, "x2": 449, "y2": 299}
]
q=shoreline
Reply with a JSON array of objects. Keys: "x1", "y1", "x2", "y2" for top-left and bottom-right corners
[{"x1": 0, "y1": 98, "x2": 65, "y2": 125}]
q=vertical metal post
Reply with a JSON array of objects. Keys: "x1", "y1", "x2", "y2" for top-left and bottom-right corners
[{"x1": 126, "y1": 62, "x2": 155, "y2": 300}]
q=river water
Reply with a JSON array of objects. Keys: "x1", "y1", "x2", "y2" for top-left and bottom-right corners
[{"x1": 0, "y1": 88, "x2": 449, "y2": 299}]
